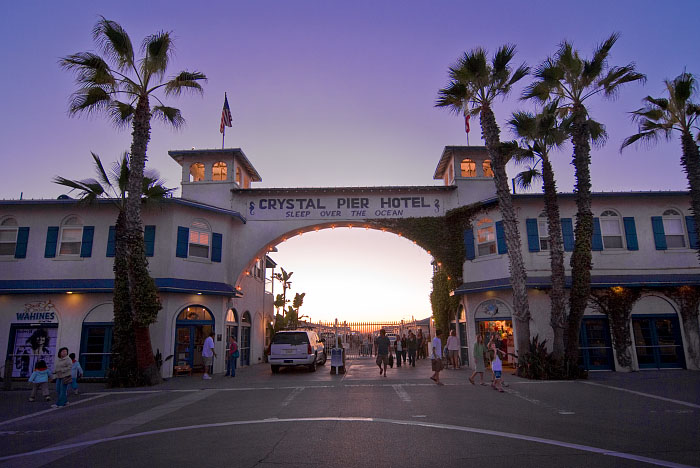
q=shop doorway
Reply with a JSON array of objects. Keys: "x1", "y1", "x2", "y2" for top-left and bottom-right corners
[
  {"x1": 225, "y1": 308, "x2": 239, "y2": 359},
  {"x1": 240, "y1": 311, "x2": 251, "y2": 366},
  {"x1": 633, "y1": 315, "x2": 686, "y2": 369},
  {"x1": 474, "y1": 299, "x2": 515, "y2": 367},
  {"x1": 80, "y1": 324, "x2": 113, "y2": 378},
  {"x1": 578, "y1": 317, "x2": 614, "y2": 371},
  {"x1": 175, "y1": 306, "x2": 214, "y2": 373}
]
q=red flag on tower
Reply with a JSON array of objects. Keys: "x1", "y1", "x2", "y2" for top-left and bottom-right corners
[
  {"x1": 220, "y1": 93, "x2": 232, "y2": 134},
  {"x1": 465, "y1": 114, "x2": 471, "y2": 133}
]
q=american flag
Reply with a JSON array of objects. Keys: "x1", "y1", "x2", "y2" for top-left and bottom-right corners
[
  {"x1": 220, "y1": 94, "x2": 232, "y2": 133},
  {"x1": 465, "y1": 114, "x2": 471, "y2": 133}
]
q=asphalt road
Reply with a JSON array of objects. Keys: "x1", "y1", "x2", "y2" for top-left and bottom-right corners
[{"x1": 1, "y1": 358, "x2": 699, "y2": 468}]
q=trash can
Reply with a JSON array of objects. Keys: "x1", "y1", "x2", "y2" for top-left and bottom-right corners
[{"x1": 330, "y1": 347, "x2": 345, "y2": 374}]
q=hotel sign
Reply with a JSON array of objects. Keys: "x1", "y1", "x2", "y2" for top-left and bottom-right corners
[{"x1": 244, "y1": 193, "x2": 446, "y2": 221}]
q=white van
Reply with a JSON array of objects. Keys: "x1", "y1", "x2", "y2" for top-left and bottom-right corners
[{"x1": 269, "y1": 330, "x2": 326, "y2": 373}]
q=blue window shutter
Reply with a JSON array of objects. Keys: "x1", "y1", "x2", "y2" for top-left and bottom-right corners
[
  {"x1": 592, "y1": 217, "x2": 603, "y2": 251},
  {"x1": 495, "y1": 221, "x2": 507, "y2": 254},
  {"x1": 176, "y1": 226, "x2": 189, "y2": 258},
  {"x1": 44, "y1": 226, "x2": 59, "y2": 258},
  {"x1": 651, "y1": 216, "x2": 667, "y2": 250},
  {"x1": 106, "y1": 226, "x2": 116, "y2": 257},
  {"x1": 211, "y1": 232, "x2": 222, "y2": 263},
  {"x1": 464, "y1": 229, "x2": 475, "y2": 260},
  {"x1": 144, "y1": 225, "x2": 156, "y2": 257},
  {"x1": 561, "y1": 218, "x2": 574, "y2": 252},
  {"x1": 14, "y1": 227, "x2": 29, "y2": 258},
  {"x1": 686, "y1": 216, "x2": 699, "y2": 249},
  {"x1": 525, "y1": 218, "x2": 540, "y2": 252},
  {"x1": 623, "y1": 217, "x2": 639, "y2": 251},
  {"x1": 80, "y1": 226, "x2": 95, "y2": 257}
]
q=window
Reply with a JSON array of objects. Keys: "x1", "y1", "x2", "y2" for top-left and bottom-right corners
[
  {"x1": 476, "y1": 218, "x2": 496, "y2": 256},
  {"x1": 538, "y1": 212, "x2": 549, "y2": 251},
  {"x1": 460, "y1": 159, "x2": 476, "y2": 177},
  {"x1": 59, "y1": 216, "x2": 83, "y2": 256},
  {"x1": 189, "y1": 220, "x2": 211, "y2": 258},
  {"x1": 212, "y1": 162, "x2": 227, "y2": 181},
  {"x1": 235, "y1": 167, "x2": 242, "y2": 185},
  {"x1": 600, "y1": 210, "x2": 624, "y2": 249},
  {"x1": 482, "y1": 160, "x2": 494, "y2": 177},
  {"x1": 189, "y1": 163, "x2": 205, "y2": 182},
  {"x1": 662, "y1": 209, "x2": 686, "y2": 248},
  {"x1": 0, "y1": 217, "x2": 18, "y2": 256}
]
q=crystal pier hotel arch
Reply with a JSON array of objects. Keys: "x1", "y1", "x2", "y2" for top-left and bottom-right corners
[{"x1": 1, "y1": 145, "x2": 699, "y2": 378}]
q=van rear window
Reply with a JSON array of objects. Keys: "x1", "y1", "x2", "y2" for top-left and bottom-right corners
[{"x1": 272, "y1": 332, "x2": 309, "y2": 345}]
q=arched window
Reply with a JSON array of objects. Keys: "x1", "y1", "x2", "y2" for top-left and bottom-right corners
[
  {"x1": 662, "y1": 209, "x2": 686, "y2": 248},
  {"x1": 460, "y1": 159, "x2": 476, "y2": 177},
  {"x1": 538, "y1": 212, "x2": 549, "y2": 251},
  {"x1": 600, "y1": 210, "x2": 623, "y2": 249},
  {"x1": 177, "y1": 306, "x2": 213, "y2": 322},
  {"x1": 0, "y1": 217, "x2": 18, "y2": 256},
  {"x1": 482, "y1": 160, "x2": 494, "y2": 177},
  {"x1": 226, "y1": 309, "x2": 238, "y2": 323},
  {"x1": 476, "y1": 218, "x2": 496, "y2": 256},
  {"x1": 242, "y1": 311, "x2": 251, "y2": 324},
  {"x1": 235, "y1": 167, "x2": 242, "y2": 185},
  {"x1": 189, "y1": 163, "x2": 205, "y2": 182},
  {"x1": 189, "y1": 219, "x2": 211, "y2": 258},
  {"x1": 59, "y1": 216, "x2": 83, "y2": 256},
  {"x1": 212, "y1": 162, "x2": 227, "y2": 181}
]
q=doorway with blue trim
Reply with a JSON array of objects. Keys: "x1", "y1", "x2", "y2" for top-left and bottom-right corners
[
  {"x1": 633, "y1": 315, "x2": 686, "y2": 369},
  {"x1": 578, "y1": 317, "x2": 614, "y2": 371},
  {"x1": 175, "y1": 306, "x2": 214, "y2": 373},
  {"x1": 240, "y1": 311, "x2": 251, "y2": 366}
]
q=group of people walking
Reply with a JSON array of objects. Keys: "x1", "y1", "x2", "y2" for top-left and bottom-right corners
[
  {"x1": 27, "y1": 347, "x2": 83, "y2": 407},
  {"x1": 202, "y1": 331, "x2": 240, "y2": 379}
]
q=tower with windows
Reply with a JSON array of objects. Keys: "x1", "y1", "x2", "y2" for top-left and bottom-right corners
[
  {"x1": 169, "y1": 148, "x2": 262, "y2": 208},
  {"x1": 432, "y1": 146, "x2": 497, "y2": 203}
]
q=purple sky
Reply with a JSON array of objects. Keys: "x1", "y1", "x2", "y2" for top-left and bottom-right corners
[{"x1": 2, "y1": 1, "x2": 698, "y2": 321}]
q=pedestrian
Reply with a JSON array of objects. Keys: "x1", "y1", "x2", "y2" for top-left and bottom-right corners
[
  {"x1": 430, "y1": 330, "x2": 444, "y2": 385},
  {"x1": 407, "y1": 331, "x2": 417, "y2": 367},
  {"x1": 28, "y1": 359, "x2": 51, "y2": 402},
  {"x1": 417, "y1": 329, "x2": 424, "y2": 360},
  {"x1": 225, "y1": 335, "x2": 239, "y2": 377},
  {"x1": 375, "y1": 329, "x2": 391, "y2": 377},
  {"x1": 202, "y1": 331, "x2": 216, "y2": 380},
  {"x1": 469, "y1": 335, "x2": 488, "y2": 385},
  {"x1": 400, "y1": 334, "x2": 407, "y2": 365},
  {"x1": 394, "y1": 335, "x2": 403, "y2": 367},
  {"x1": 491, "y1": 349, "x2": 505, "y2": 393},
  {"x1": 446, "y1": 330, "x2": 460, "y2": 370},
  {"x1": 52, "y1": 347, "x2": 72, "y2": 408},
  {"x1": 68, "y1": 353, "x2": 83, "y2": 395}
]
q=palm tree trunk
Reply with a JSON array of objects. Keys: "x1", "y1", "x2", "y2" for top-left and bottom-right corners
[
  {"x1": 541, "y1": 156, "x2": 566, "y2": 362},
  {"x1": 126, "y1": 95, "x2": 162, "y2": 385},
  {"x1": 665, "y1": 286, "x2": 700, "y2": 369},
  {"x1": 680, "y1": 132, "x2": 700, "y2": 262},
  {"x1": 480, "y1": 104, "x2": 531, "y2": 366},
  {"x1": 565, "y1": 104, "x2": 593, "y2": 375}
]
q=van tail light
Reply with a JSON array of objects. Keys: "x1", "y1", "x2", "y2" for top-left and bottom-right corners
[{"x1": 308, "y1": 344, "x2": 313, "y2": 355}]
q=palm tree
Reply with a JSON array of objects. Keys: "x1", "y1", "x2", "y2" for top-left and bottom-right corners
[
  {"x1": 508, "y1": 102, "x2": 568, "y2": 362},
  {"x1": 436, "y1": 45, "x2": 532, "y2": 365},
  {"x1": 60, "y1": 17, "x2": 206, "y2": 383},
  {"x1": 621, "y1": 72, "x2": 700, "y2": 259},
  {"x1": 524, "y1": 33, "x2": 645, "y2": 373},
  {"x1": 53, "y1": 152, "x2": 173, "y2": 386}
]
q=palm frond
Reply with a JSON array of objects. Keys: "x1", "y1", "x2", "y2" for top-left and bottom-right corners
[
  {"x1": 141, "y1": 31, "x2": 173, "y2": 80},
  {"x1": 515, "y1": 167, "x2": 542, "y2": 190},
  {"x1": 108, "y1": 101, "x2": 135, "y2": 128},
  {"x1": 59, "y1": 52, "x2": 116, "y2": 87},
  {"x1": 152, "y1": 106, "x2": 185, "y2": 128},
  {"x1": 599, "y1": 65, "x2": 646, "y2": 98},
  {"x1": 163, "y1": 71, "x2": 207, "y2": 96},
  {"x1": 68, "y1": 87, "x2": 112, "y2": 115},
  {"x1": 91, "y1": 152, "x2": 112, "y2": 189},
  {"x1": 92, "y1": 17, "x2": 135, "y2": 72}
]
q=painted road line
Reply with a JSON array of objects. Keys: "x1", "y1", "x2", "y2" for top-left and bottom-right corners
[
  {"x1": 0, "y1": 394, "x2": 108, "y2": 427},
  {"x1": 392, "y1": 384, "x2": 411, "y2": 402},
  {"x1": 580, "y1": 381, "x2": 700, "y2": 409},
  {"x1": 0, "y1": 416, "x2": 693, "y2": 468},
  {"x1": 280, "y1": 387, "x2": 304, "y2": 407}
]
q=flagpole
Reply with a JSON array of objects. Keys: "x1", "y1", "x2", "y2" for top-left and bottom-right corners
[{"x1": 222, "y1": 126, "x2": 225, "y2": 149}]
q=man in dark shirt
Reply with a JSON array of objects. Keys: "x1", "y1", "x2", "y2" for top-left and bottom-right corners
[
  {"x1": 375, "y1": 329, "x2": 391, "y2": 377},
  {"x1": 407, "y1": 331, "x2": 418, "y2": 367}
]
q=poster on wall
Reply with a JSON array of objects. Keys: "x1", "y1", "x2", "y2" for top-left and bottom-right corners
[{"x1": 11, "y1": 327, "x2": 58, "y2": 378}]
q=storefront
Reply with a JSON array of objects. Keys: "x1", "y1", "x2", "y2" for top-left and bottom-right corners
[
  {"x1": 631, "y1": 295, "x2": 686, "y2": 370},
  {"x1": 79, "y1": 303, "x2": 114, "y2": 378},
  {"x1": 174, "y1": 306, "x2": 215, "y2": 373},
  {"x1": 6, "y1": 300, "x2": 59, "y2": 379},
  {"x1": 578, "y1": 316, "x2": 614, "y2": 371},
  {"x1": 474, "y1": 299, "x2": 515, "y2": 367}
]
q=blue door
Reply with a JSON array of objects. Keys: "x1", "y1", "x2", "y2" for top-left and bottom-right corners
[
  {"x1": 578, "y1": 318, "x2": 614, "y2": 371},
  {"x1": 633, "y1": 315, "x2": 686, "y2": 369},
  {"x1": 80, "y1": 324, "x2": 113, "y2": 378},
  {"x1": 174, "y1": 306, "x2": 215, "y2": 372}
]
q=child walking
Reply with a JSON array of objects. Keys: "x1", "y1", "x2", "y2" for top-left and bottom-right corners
[
  {"x1": 28, "y1": 360, "x2": 51, "y2": 402},
  {"x1": 52, "y1": 347, "x2": 72, "y2": 408},
  {"x1": 491, "y1": 349, "x2": 505, "y2": 393},
  {"x1": 68, "y1": 353, "x2": 83, "y2": 396}
]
